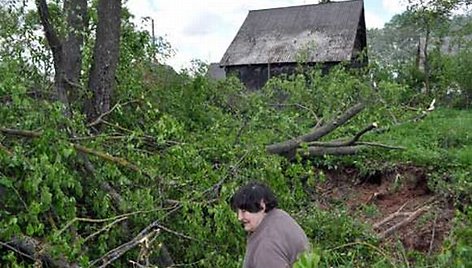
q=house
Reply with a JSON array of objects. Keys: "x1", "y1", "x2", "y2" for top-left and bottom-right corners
[
  {"x1": 206, "y1": 62, "x2": 226, "y2": 80},
  {"x1": 219, "y1": 0, "x2": 368, "y2": 90}
]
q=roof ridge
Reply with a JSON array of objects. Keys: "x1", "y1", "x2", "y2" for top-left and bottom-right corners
[{"x1": 248, "y1": 0, "x2": 363, "y2": 13}]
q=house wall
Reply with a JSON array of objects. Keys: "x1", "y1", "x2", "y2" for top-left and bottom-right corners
[
  {"x1": 226, "y1": 62, "x2": 337, "y2": 90},
  {"x1": 351, "y1": 37, "x2": 368, "y2": 68},
  {"x1": 351, "y1": 8, "x2": 368, "y2": 68}
]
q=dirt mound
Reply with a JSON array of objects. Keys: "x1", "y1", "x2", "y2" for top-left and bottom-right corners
[{"x1": 314, "y1": 165, "x2": 455, "y2": 253}]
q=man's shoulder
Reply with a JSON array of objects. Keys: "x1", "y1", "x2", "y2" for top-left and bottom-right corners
[
  {"x1": 253, "y1": 208, "x2": 305, "y2": 241},
  {"x1": 267, "y1": 209, "x2": 308, "y2": 241},
  {"x1": 268, "y1": 209, "x2": 296, "y2": 223}
]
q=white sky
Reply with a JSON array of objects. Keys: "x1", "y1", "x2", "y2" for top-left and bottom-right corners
[{"x1": 127, "y1": 0, "x2": 407, "y2": 71}]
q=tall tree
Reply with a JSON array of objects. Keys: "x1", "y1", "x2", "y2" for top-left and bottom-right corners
[
  {"x1": 368, "y1": 11, "x2": 422, "y2": 68},
  {"x1": 36, "y1": 0, "x2": 122, "y2": 125},
  {"x1": 407, "y1": 0, "x2": 470, "y2": 93}
]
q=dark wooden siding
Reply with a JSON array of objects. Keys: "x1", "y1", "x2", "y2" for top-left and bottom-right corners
[{"x1": 226, "y1": 62, "x2": 339, "y2": 90}]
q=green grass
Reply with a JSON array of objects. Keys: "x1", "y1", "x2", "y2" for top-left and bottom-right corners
[
  {"x1": 366, "y1": 108, "x2": 472, "y2": 204},
  {"x1": 376, "y1": 108, "x2": 472, "y2": 167}
]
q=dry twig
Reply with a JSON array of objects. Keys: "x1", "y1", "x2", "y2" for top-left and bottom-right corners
[
  {"x1": 378, "y1": 206, "x2": 429, "y2": 240},
  {"x1": 87, "y1": 100, "x2": 139, "y2": 128},
  {"x1": 373, "y1": 201, "x2": 410, "y2": 229},
  {"x1": 428, "y1": 213, "x2": 438, "y2": 256},
  {"x1": 374, "y1": 200, "x2": 436, "y2": 240}
]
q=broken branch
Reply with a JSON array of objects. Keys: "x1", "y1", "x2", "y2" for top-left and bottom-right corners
[
  {"x1": 266, "y1": 102, "x2": 365, "y2": 154},
  {"x1": 356, "y1": 142, "x2": 406, "y2": 150},
  {"x1": 306, "y1": 123, "x2": 378, "y2": 147},
  {"x1": 0, "y1": 240, "x2": 35, "y2": 261},
  {"x1": 300, "y1": 145, "x2": 366, "y2": 156},
  {"x1": 57, "y1": 209, "x2": 164, "y2": 237},
  {"x1": 87, "y1": 100, "x2": 139, "y2": 128},
  {"x1": 350, "y1": 123, "x2": 378, "y2": 144},
  {"x1": 428, "y1": 212, "x2": 438, "y2": 256},
  {"x1": 90, "y1": 219, "x2": 194, "y2": 267},
  {"x1": 91, "y1": 223, "x2": 161, "y2": 268},
  {"x1": 0, "y1": 127, "x2": 42, "y2": 138},
  {"x1": 373, "y1": 201, "x2": 410, "y2": 229},
  {"x1": 0, "y1": 127, "x2": 149, "y2": 175},
  {"x1": 4, "y1": 235, "x2": 78, "y2": 267},
  {"x1": 84, "y1": 217, "x2": 128, "y2": 243},
  {"x1": 72, "y1": 144, "x2": 142, "y2": 173}
]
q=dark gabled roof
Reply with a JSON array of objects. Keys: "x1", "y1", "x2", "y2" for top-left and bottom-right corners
[{"x1": 220, "y1": 0, "x2": 365, "y2": 66}]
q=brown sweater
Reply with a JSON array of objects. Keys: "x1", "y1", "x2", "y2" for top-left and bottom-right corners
[{"x1": 243, "y1": 209, "x2": 309, "y2": 268}]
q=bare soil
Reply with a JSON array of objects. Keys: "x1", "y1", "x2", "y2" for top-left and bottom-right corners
[{"x1": 313, "y1": 165, "x2": 455, "y2": 253}]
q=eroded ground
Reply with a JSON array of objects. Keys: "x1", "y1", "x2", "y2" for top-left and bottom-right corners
[{"x1": 314, "y1": 165, "x2": 455, "y2": 254}]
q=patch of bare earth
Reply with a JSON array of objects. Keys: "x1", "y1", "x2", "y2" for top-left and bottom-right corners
[{"x1": 314, "y1": 165, "x2": 455, "y2": 254}]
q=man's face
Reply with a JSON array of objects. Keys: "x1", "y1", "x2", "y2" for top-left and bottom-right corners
[{"x1": 236, "y1": 202, "x2": 267, "y2": 232}]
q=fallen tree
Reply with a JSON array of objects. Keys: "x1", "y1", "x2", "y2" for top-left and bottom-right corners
[
  {"x1": 266, "y1": 102, "x2": 404, "y2": 159},
  {"x1": 265, "y1": 97, "x2": 437, "y2": 159}
]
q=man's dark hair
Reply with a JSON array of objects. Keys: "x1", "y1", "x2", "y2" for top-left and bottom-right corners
[{"x1": 230, "y1": 181, "x2": 278, "y2": 213}]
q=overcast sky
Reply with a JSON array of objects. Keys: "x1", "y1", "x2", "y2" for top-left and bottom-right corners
[{"x1": 126, "y1": 0, "x2": 406, "y2": 71}]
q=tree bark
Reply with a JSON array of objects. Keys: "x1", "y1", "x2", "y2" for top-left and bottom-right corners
[
  {"x1": 423, "y1": 27, "x2": 431, "y2": 94},
  {"x1": 36, "y1": 0, "x2": 70, "y2": 116},
  {"x1": 85, "y1": 0, "x2": 122, "y2": 124},
  {"x1": 300, "y1": 145, "x2": 366, "y2": 157},
  {"x1": 63, "y1": 0, "x2": 88, "y2": 104},
  {"x1": 36, "y1": 0, "x2": 87, "y2": 117}
]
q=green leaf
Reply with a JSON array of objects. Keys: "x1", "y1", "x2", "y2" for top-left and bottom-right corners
[
  {"x1": 0, "y1": 177, "x2": 13, "y2": 188},
  {"x1": 26, "y1": 224, "x2": 35, "y2": 236}
]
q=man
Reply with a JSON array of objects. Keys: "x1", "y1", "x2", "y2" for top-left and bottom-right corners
[{"x1": 230, "y1": 181, "x2": 309, "y2": 268}]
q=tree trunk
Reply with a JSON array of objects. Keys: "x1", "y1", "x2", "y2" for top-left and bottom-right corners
[
  {"x1": 266, "y1": 102, "x2": 365, "y2": 155},
  {"x1": 85, "y1": 0, "x2": 122, "y2": 124},
  {"x1": 36, "y1": 0, "x2": 87, "y2": 117},
  {"x1": 299, "y1": 145, "x2": 366, "y2": 157},
  {"x1": 36, "y1": 0, "x2": 70, "y2": 116},
  {"x1": 423, "y1": 27, "x2": 431, "y2": 94},
  {"x1": 63, "y1": 0, "x2": 88, "y2": 104},
  {"x1": 265, "y1": 102, "x2": 407, "y2": 160}
]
